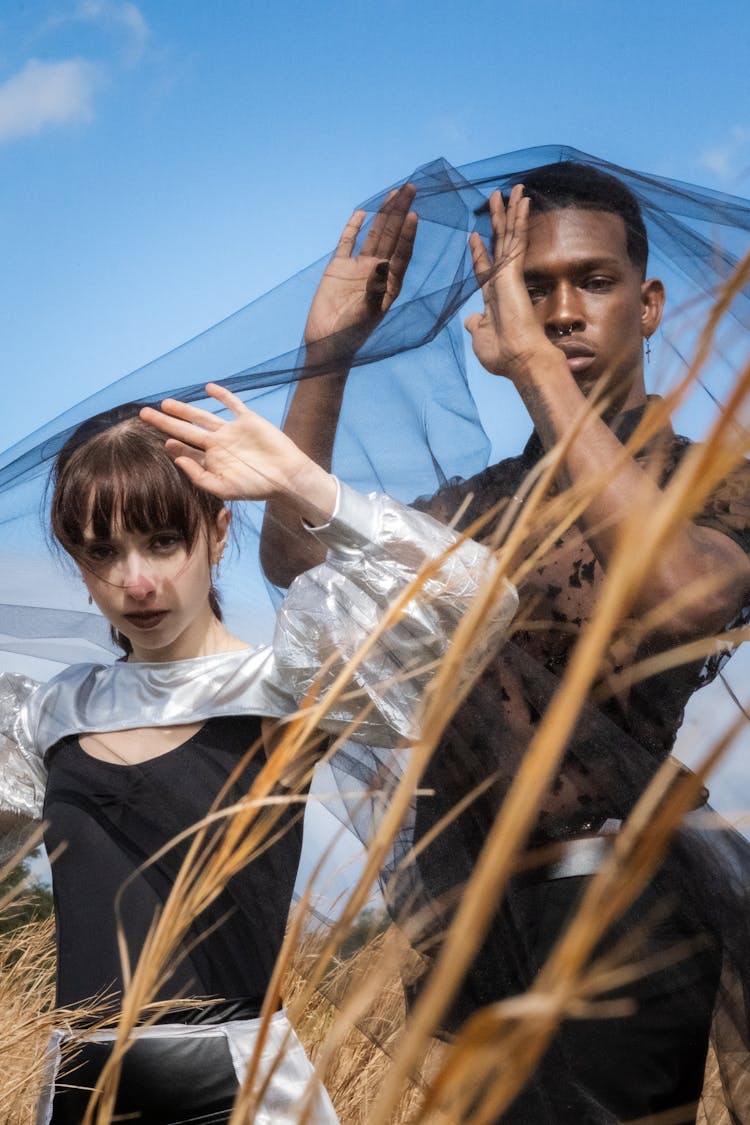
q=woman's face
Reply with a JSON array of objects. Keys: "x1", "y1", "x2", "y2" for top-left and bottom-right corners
[{"x1": 79, "y1": 510, "x2": 230, "y2": 662}]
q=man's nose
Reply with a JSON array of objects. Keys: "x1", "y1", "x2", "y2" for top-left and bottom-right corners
[{"x1": 545, "y1": 284, "x2": 585, "y2": 338}]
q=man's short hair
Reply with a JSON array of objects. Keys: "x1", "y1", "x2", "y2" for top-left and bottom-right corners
[{"x1": 520, "y1": 162, "x2": 649, "y2": 278}]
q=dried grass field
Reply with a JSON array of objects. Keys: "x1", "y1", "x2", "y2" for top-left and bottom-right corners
[{"x1": 1, "y1": 255, "x2": 749, "y2": 1123}]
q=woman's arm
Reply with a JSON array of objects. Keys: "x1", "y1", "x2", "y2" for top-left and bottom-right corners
[
  {"x1": 140, "y1": 383, "x2": 340, "y2": 525},
  {"x1": 141, "y1": 388, "x2": 518, "y2": 746},
  {"x1": 0, "y1": 673, "x2": 47, "y2": 829},
  {"x1": 273, "y1": 481, "x2": 518, "y2": 745}
]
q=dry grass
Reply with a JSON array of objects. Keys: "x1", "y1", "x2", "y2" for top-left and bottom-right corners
[
  {"x1": 0, "y1": 915, "x2": 56, "y2": 1124},
  {"x1": 1, "y1": 254, "x2": 749, "y2": 1122}
]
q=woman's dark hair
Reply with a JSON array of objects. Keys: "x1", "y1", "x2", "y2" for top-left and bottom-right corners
[
  {"x1": 50, "y1": 402, "x2": 224, "y2": 653},
  {"x1": 520, "y1": 161, "x2": 649, "y2": 278}
]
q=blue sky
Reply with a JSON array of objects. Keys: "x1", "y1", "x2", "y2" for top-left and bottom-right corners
[
  {"x1": 1, "y1": 0, "x2": 749, "y2": 451},
  {"x1": 2, "y1": 0, "x2": 750, "y2": 891}
]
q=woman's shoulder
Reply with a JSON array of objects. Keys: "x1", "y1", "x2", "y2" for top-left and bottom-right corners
[{"x1": 30, "y1": 647, "x2": 284, "y2": 753}]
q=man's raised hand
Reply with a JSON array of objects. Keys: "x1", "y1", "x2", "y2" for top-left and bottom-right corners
[
  {"x1": 464, "y1": 185, "x2": 560, "y2": 384},
  {"x1": 304, "y1": 183, "x2": 418, "y2": 364}
]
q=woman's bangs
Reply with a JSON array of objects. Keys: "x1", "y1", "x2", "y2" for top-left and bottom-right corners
[{"x1": 87, "y1": 439, "x2": 201, "y2": 546}]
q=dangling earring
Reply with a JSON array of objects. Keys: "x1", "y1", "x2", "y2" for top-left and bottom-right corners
[
  {"x1": 88, "y1": 593, "x2": 93, "y2": 606},
  {"x1": 645, "y1": 336, "x2": 652, "y2": 364}
]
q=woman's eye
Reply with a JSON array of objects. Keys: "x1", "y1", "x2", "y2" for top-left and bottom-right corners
[
  {"x1": 151, "y1": 533, "x2": 183, "y2": 551},
  {"x1": 85, "y1": 544, "x2": 116, "y2": 562}
]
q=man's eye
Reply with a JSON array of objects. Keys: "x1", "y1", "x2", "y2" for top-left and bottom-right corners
[
  {"x1": 526, "y1": 285, "x2": 547, "y2": 303},
  {"x1": 584, "y1": 277, "x2": 615, "y2": 292}
]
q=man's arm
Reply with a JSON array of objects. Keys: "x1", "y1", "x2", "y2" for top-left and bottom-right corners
[
  {"x1": 464, "y1": 187, "x2": 750, "y2": 640},
  {"x1": 260, "y1": 185, "x2": 418, "y2": 587}
]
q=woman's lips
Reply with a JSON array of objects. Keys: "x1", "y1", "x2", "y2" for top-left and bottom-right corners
[{"x1": 123, "y1": 611, "x2": 169, "y2": 630}]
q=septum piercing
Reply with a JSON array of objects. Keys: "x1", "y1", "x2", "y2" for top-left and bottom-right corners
[{"x1": 556, "y1": 324, "x2": 575, "y2": 337}]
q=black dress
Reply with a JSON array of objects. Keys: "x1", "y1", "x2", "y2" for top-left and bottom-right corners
[{"x1": 44, "y1": 713, "x2": 307, "y2": 1123}]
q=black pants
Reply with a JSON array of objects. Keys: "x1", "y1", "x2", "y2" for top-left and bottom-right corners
[
  {"x1": 50, "y1": 1034, "x2": 239, "y2": 1125},
  {"x1": 497, "y1": 875, "x2": 721, "y2": 1124}
]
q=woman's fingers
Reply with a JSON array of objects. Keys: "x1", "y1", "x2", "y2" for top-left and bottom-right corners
[
  {"x1": 142, "y1": 396, "x2": 223, "y2": 432},
  {"x1": 141, "y1": 406, "x2": 212, "y2": 449},
  {"x1": 164, "y1": 438, "x2": 205, "y2": 467},
  {"x1": 171, "y1": 454, "x2": 210, "y2": 486},
  {"x1": 204, "y1": 383, "x2": 251, "y2": 417},
  {"x1": 142, "y1": 385, "x2": 251, "y2": 443}
]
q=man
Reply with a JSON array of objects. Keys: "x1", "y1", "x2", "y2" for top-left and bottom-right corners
[{"x1": 261, "y1": 163, "x2": 750, "y2": 1122}]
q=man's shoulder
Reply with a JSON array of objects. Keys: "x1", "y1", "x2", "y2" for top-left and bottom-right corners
[
  {"x1": 413, "y1": 444, "x2": 535, "y2": 527},
  {"x1": 691, "y1": 449, "x2": 750, "y2": 554}
]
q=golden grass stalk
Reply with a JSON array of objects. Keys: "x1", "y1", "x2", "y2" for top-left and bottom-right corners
[
  {"x1": 365, "y1": 252, "x2": 750, "y2": 1125},
  {"x1": 2, "y1": 248, "x2": 749, "y2": 1124}
]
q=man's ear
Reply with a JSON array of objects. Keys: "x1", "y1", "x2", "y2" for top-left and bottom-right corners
[{"x1": 641, "y1": 278, "x2": 665, "y2": 339}]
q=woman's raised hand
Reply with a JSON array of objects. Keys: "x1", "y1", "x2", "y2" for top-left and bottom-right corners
[
  {"x1": 141, "y1": 384, "x2": 338, "y2": 523},
  {"x1": 303, "y1": 183, "x2": 418, "y2": 364}
]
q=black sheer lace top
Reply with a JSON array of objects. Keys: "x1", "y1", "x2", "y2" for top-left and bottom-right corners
[{"x1": 412, "y1": 403, "x2": 750, "y2": 847}]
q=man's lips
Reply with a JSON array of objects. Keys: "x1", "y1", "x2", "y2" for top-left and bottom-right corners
[
  {"x1": 123, "y1": 610, "x2": 169, "y2": 629},
  {"x1": 554, "y1": 340, "x2": 596, "y2": 373}
]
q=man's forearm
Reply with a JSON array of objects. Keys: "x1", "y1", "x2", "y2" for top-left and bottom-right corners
[
  {"x1": 260, "y1": 354, "x2": 350, "y2": 586},
  {"x1": 514, "y1": 359, "x2": 750, "y2": 636}
]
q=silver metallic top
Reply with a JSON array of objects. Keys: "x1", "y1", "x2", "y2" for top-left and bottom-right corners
[{"x1": 0, "y1": 482, "x2": 518, "y2": 827}]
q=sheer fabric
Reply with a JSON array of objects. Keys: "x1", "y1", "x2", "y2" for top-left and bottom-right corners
[
  {"x1": 0, "y1": 147, "x2": 749, "y2": 1122},
  {"x1": 1, "y1": 145, "x2": 748, "y2": 662}
]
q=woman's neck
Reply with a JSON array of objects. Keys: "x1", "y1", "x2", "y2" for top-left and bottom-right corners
[{"x1": 127, "y1": 610, "x2": 247, "y2": 664}]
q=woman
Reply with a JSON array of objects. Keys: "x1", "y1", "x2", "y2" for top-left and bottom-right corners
[{"x1": 0, "y1": 382, "x2": 516, "y2": 1124}]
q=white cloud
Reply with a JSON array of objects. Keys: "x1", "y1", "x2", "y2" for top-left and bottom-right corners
[
  {"x1": 59, "y1": 1, "x2": 149, "y2": 66},
  {"x1": 0, "y1": 57, "x2": 99, "y2": 143},
  {"x1": 699, "y1": 125, "x2": 750, "y2": 186},
  {"x1": 429, "y1": 114, "x2": 470, "y2": 148}
]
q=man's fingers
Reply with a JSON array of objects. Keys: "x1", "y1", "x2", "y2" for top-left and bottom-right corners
[
  {"x1": 498, "y1": 185, "x2": 528, "y2": 263},
  {"x1": 365, "y1": 260, "x2": 390, "y2": 308},
  {"x1": 333, "y1": 211, "x2": 366, "y2": 259},
  {"x1": 388, "y1": 211, "x2": 418, "y2": 288},
  {"x1": 468, "y1": 231, "x2": 493, "y2": 283},
  {"x1": 361, "y1": 183, "x2": 417, "y2": 259},
  {"x1": 464, "y1": 312, "x2": 483, "y2": 336}
]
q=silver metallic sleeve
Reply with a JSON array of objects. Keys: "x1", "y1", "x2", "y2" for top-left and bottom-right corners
[
  {"x1": 273, "y1": 482, "x2": 518, "y2": 744},
  {"x1": 0, "y1": 673, "x2": 47, "y2": 825}
]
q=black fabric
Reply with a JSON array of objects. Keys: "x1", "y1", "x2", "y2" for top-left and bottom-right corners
[
  {"x1": 395, "y1": 402, "x2": 750, "y2": 1121},
  {"x1": 411, "y1": 402, "x2": 750, "y2": 848},
  {"x1": 498, "y1": 872, "x2": 720, "y2": 1125},
  {"x1": 44, "y1": 714, "x2": 305, "y2": 1020},
  {"x1": 50, "y1": 1033, "x2": 239, "y2": 1125}
]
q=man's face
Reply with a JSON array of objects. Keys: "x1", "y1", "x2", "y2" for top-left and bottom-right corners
[{"x1": 523, "y1": 207, "x2": 664, "y2": 410}]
